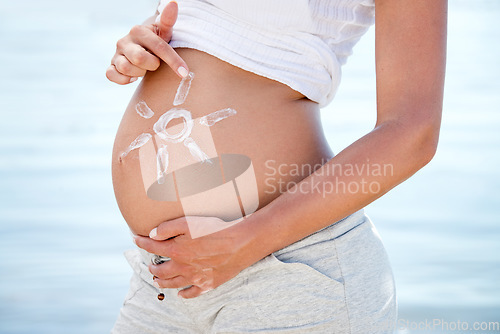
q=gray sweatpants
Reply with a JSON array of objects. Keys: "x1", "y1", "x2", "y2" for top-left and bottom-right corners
[{"x1": 111, "y1": 209, "x2": 397, "y2": 333}]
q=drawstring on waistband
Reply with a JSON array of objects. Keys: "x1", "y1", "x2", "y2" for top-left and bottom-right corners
[{"x1": 151, "y1": 255, "x2": 170, "y2": 300}]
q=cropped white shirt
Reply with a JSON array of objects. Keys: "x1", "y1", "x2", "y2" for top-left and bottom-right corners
[{"x1": 158, "y1": 0, "x2": 375, "y2": 108}]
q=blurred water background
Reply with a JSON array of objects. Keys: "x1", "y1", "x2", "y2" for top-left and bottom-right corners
[{"x1": 0, "y1": 0, "x2": 498, "y2": 333}]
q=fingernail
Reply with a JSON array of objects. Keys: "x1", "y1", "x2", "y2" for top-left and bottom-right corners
[
  {"x1": 129, "y1": 77, "x2": 138, "y2": 83},
  {"x1": 149, "y1": 228, "x2": 157, "y2": 239},
  {"x1": 153, "y1": 281, "x2": 160, "y2": 289},
  {"x1": 177, "y1": 66, "x2": 188, "y2": 78}
]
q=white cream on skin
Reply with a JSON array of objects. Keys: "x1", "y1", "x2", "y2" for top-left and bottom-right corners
[
  {"x1": 120, "y1": 133, "x2": 152, "y2": 162},
  {"x1": 153, "y1": 108, "x2": 194, "y2": 143},
  {"x1": 156, "y1": 144, "x2": 169, "y2": 184},
  {"x1": 183, "y1": 137, "x2": 211, "y2": 163},
  {"x1": 173, "y1": 72, "x2": 195, "y2": 106},
  {"x1": 140, "y1": 71, "x2": 237, "y2": 183},
  {"x1": 199, "y1": 108, "x2": 237, "y2": 127},
  {"x1": 135, "y1": 100, "x2": 154, "y2": 119}
]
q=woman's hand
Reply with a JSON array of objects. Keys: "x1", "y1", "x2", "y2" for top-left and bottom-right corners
[
  {"x1": 133, "y1": 216, "x2": 256, "y2": 299},
  {"x1": 106, "y1": 1, "x2": 189, "y2": 85}
]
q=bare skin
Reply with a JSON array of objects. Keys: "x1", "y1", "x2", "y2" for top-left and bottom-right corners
[
  {"x1": 112, "y1": 49, "x2": 330, "y2": 236},
  {"x1": 109, "y1": 0, "x2": 447, "y2": 299},
  {"x1": 106, "y1": 1, "x2": 189, "y2": 84}
]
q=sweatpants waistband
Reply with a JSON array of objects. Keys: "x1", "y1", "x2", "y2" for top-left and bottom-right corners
[
  {"x1": 127, "y1": 208, "x2": 367, "y2": 283},
  {"x1": 273, "y1": 208, "x2": 367, "y2": 257}
]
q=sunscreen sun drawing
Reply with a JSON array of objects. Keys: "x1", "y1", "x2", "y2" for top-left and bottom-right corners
[{"x1": 119, "y1": 72, "x2": 259, "y2": 239}]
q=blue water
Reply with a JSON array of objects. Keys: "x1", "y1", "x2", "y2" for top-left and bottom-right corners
[{"x1": 0, "y1": 0, "x2": 499, "y2": 333}]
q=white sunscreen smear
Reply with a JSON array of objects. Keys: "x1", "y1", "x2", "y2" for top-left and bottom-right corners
[
  {"x1": 184, "y1": 137, "x2": 211, "y2": 163},
  {"x1": 173, "y1": 72, "x2": 195, "y2": 106},
  {"x1": 153, "y1": 108, "x2": 194, "y2": 143},
  {"x1": 199, "y1": 108, "x2": 237, "y2": 127},
  {"x1": 156, "y1": 144, "x2": 169, "y2": 184},
  {"x1": 120, "y1": 133, "x2": 152, "y2": 161},
  {"x1": 135, "y1": 101, "x2": 154, "y2": 119}
]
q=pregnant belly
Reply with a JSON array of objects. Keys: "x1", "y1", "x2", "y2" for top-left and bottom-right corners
[{"x1": 112, "y1": 49, "x2": 333, "y2": 236}]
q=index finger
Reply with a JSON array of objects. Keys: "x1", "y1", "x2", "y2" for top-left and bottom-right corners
[
  {"x1": 134, "y1": 235, "x2": 174, "y2": 257},
  {"x1": 131, "y1": 30, "x2": 188, "y2": 78},
  {"x1": 150, "y1": 217, "x2": 189, "y2": 240},
  {"x1": 146, "y1": 36, "x2": 188, "y2": 78}
]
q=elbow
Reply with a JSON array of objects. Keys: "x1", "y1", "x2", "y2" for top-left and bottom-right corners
[
  {"x1": 408, "y1": 115, "x2": 442, "y2": 168},
  {"x1": 417, "y1": 124, "x2": 440, "y2": 167},
  {"x1": 378, "y1": 110, "x2": 442, "y2": 170}
]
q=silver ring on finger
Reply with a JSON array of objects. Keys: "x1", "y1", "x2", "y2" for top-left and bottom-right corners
[{"x1": 153, "y1": 24, "x2": 160, "y2": 36}]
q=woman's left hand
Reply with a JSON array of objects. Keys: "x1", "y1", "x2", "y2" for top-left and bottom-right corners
[{"x1": 133, "y1": 216, "x2": 255, "y2": 299}]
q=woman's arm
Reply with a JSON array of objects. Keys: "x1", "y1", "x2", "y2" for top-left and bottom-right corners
[
  {"x1": 134, "y1": 0, "x2": 447, "y2": 298},
  {"x1": 241, "y1": 0, "x2": 448, "y2": 255},
  {"x1": 106, "y1": 1, "x2": 188, "y2": 85}
]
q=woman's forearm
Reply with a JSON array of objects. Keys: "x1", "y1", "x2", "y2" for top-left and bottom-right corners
[{"x1": 237, "y1": 116, "x2": 440, "y2": 267}]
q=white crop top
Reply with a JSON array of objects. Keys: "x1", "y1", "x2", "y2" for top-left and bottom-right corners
[{"x1": 158, "y1": 0, "x2": 375, "y2": 108}]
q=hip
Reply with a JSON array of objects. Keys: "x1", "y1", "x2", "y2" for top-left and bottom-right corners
[{"x1": 114, "y1": 209, "x2": 397, "y2": 333}]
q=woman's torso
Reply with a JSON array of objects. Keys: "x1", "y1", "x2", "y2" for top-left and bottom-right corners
[{"x1": 112, "y1": 49, "x2": 333, "y2": 236}]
